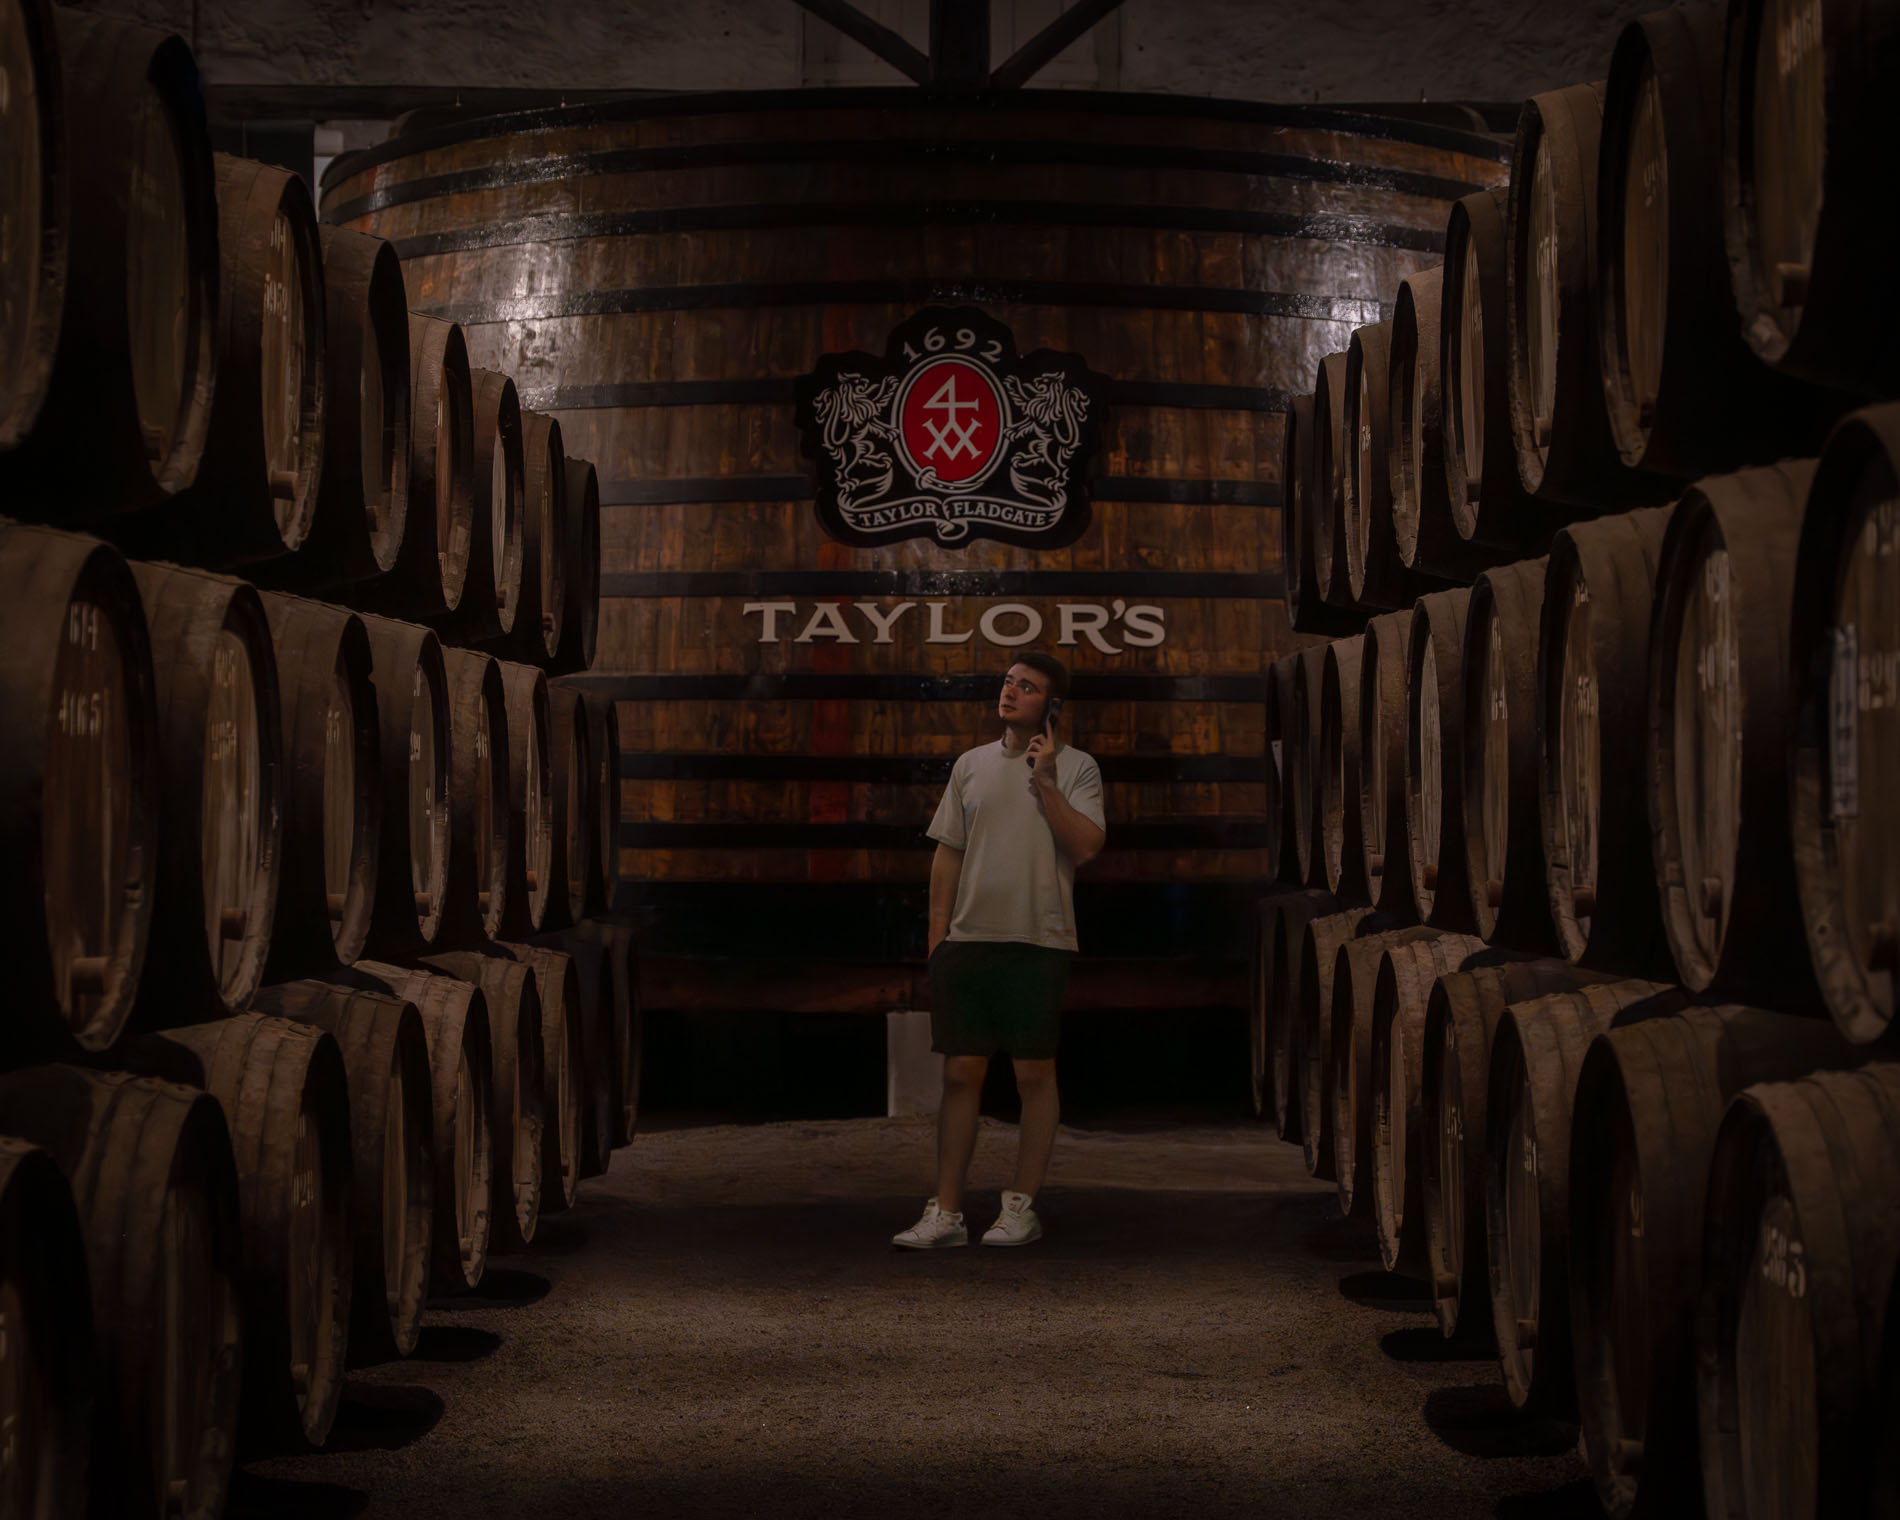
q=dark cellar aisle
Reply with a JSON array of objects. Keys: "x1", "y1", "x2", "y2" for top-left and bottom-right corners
[{"x1": 239, "y1": 1117, "x2": 1592, "y2": 1520}]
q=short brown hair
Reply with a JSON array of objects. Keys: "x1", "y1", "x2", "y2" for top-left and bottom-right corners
[{"x1": 1009, "y1": 650, "x2": 1070, "y2": 701}]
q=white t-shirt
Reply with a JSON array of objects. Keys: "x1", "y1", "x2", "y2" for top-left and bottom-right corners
[{"x1": 926, "y1": 736, "x2": 1107, "y2": 952}]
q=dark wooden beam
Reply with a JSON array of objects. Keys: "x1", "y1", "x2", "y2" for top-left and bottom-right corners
[
  {"x1": 989, "y1": 0, "x2": 1128, "y2": 90},
  {"x1": 793, "y1": 0, "x2": 932, "y2": 85},
  {"x1": 929, "y1": 0, "x2": 991, "y2": 86}
]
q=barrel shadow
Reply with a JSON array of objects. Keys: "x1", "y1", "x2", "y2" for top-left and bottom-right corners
[
  {"x1": 226, "y1": 1470, "x2": 369, "y2": 1518},
  {"x1": 1337, "y1": 1270, "x2": 1432, "y2": 1310},
  {"x1": 322, "y1": 1384, "x2": 447, "y2": 1453},
  {"x1": 1380, "y1": 1326, "x2": 1491, "y2": 1363},
  {"x1": 1494, "y1": 1478, "x2": 1599, "y2": 1517},
  {"x1": 408, "y1": 1324, "x2": 503, "y2": 1363},
  {"x1": 1302, "y1": 1210, "x2": 1383, "y2": 1261},
  {"x1": 518, "y1": 1216, "x2": 591, "y2": 1255},
  {"x1": 430, "y1": 1266, "x2": 551, "y2": 1310},
  {"x1": 1422, "y1": 1384, "x2": 1579, "y2": 1459}
]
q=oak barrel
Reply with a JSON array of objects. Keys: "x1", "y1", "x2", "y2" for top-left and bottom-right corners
[
  {"x1": 1648, "y1": 460, "x2": 1820, "y2": 1006},
  {"x1": 1369, "y1": 933, "x2": 1489, "y2": 1276},
  {"x1": 501, "y1": 942, "x2": 583, "y2": 1214},
  {"x1": 1722, "y1": 0, "x2": 1900, "y2": 396},
  {"x1": 1442, "y1": 186, "x2": 1555, "y2": 552},
  {"x1": 258, "y1": 593, "x2": 380, "y2": 979},
  {"x1": 420, "y1": 949, "x2": 545, "y2": 1251},
  {"x1": 1484, "y1": 978, "x2": 1686, "y2": 1413},
  {"x1": 120, "y1": 1013, "x2": 353, "y2": 1448},
  {"x1": 1346, "y1": 319, "x2": 1450, "y2": 609},
  {"x1": 1289, "y1": 644, "x2": 1329, "y2": 889},
  {"x1": 484, "y1": 409, "x2": 566, "y2": 666},
  {"x1": 432, "y1": 367, "x2": 523, "y2": 647},
  {"x1": 266, "y1": 226, "x2": 408, "y2": 587},
  {"x1": 2, "y1": 10, "x2": 218, "y2": 519},
  {"x1": 1391, "y1": 266, "x2": 1507, "y2": 581},
  {"x1": 249, "y1": 980, "x2": 434, "y2": 1362},
  {"x1": 131, "y1": 561, "x2": 284, "y2": 1016},
  {"x1": 1286, "y1": 392, "x2": 1363, "y2": 637},
  {"x1": 1420, "y1": 957, "x2": 1612, "y2": 1338},
  {"x1": 154, "y1": 153, "x2": 324, "y2": 566},
  {"x1": 551, "y1": 455, "x2": 601, "y2": 676},
  {"x1": 1317, "y1": 634, "x2": 1369, "y2": 903},
  {"x1": 1597, "y1": 5, "x2": 1839, "y2": 479},
  {"x1": 1698, "y1": 1062, "x2": 1900, "y2": 1519},
  {"x1": 349, "y1": 962, "x2": 495, "y2": 1294},
  {"x1": 497, "y1": 660, "x2": 555, "y2": 936},
  {"x1": 0, "y1": 0, "x2": 65, "y2": 452},
  {"x1": 1569, "y1": 1004, "x2": 1855, "y2": 1517},
  {"x1": 1406, "y1": 587, "x2": 1477, "y2": 930},
  {"x1": 568, "y1": 916, "x2": 640, "y2": 1146},
  {"x1": 1295, "y1": 907, "x2": 1378, "y2": 1179},
  {"x1": 325, "y1": 92, "x2": 1504, "y2": 925},
  {"x1": 1357, "y1": 610, "x2": 1417, "y2": 918},
  {"x1": 1461, "y1": 556, "x2": 1556, "y2": 951},
  {"x1": 440, "y1": 649, "x2": 511, "y2": 946},
  {"x1": 1265, "y1": 888, "x2": 1340, "y2": 1141},
  {"x1": 1329, "y1": 927, "x2": 1474, "y2": 1215},
  {"x1": 1789, "y1": 403, "x2": 1900, "y2": 1043},
  {"x1": 546, "y1": 929, "x2": 613, "y2": 1178},
  {"x1": 358, "y1": 615, "x2": 451, "y2": 959},
  {"x1": 0, "y1": 1135, "x2": 92, "y2": 1520},
  {"x1": 0, "y1": 1065, "x2": 242, "y2": 1519},
  {"x1": 1312, "y1": 350, "x2": 1355, "y2": 611},
  {"x1": 1265, "y1": 653, "x2": 1299, "y2": 883},
  {"x1": 0, "y1": 525, "x2": 158, "y2": 1057},
  {"x1": 545, "y1": 683, "x2": 594, "y2": 933},
  {"x1": 1506, "y1": 83, "x2": 1673, "y2": 512},
  {"x1": 1539, "y1": 506, "x2": 1676, "y2": 974},
  {"x1": 580, "y1": 688, "x2": 622, "y2": 913}
]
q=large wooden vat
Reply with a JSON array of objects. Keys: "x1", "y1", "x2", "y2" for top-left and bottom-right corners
[{"x1": 325, "y1": 90, "x2": 1505, "y2": 963}]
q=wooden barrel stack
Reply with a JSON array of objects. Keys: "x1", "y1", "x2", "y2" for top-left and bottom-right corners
[
  {"x1": 1251, "y1": 8, "x2": 1900, "y2": 1513},
  {"x1": 0, "y1": 10, "x2": 619, "y2": 1500}
]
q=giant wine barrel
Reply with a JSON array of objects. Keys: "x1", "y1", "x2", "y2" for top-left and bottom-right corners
[
  {"x1": 322, "y1": 90, "x2": 1507, "y2": 966},
  {"x1": 0, "y1": 0, "x2": 65, "y2": 452}
]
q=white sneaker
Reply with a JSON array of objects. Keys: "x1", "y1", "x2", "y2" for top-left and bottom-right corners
[
  {"x1": 982, "y1": 1190, "x2": 1043, "y2": 1246},
  {"x1": 892, "y1": 1197, "x2": 968, "y2": 1249}
]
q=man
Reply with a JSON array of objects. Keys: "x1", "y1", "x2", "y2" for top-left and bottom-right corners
[{"x1": 892, "y1": 651, "x2": 1106, "y2": 1250}]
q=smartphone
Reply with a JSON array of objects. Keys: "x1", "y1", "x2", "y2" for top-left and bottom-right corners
[{"x1": 1027, "y1": 696, "x2": 1064, "y2": 765}]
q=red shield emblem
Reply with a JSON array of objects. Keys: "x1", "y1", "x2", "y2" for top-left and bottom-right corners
[{"x1": 897, "y1": 357, "x2": 1005, "y2": 487}]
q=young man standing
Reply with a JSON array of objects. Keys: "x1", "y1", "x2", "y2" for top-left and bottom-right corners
[{"x1": 892, "y1": 651, "x2": 1106, "y2": 1250}]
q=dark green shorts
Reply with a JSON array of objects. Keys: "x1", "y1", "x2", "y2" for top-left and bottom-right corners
[{"x1": 927, "y1": 939, "x2": 1072, "y2": 1060}]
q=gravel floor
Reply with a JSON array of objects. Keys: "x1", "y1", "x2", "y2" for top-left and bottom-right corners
[{"x1": 239, "y1": 1114, "x2": 1594, "y2": 1520}]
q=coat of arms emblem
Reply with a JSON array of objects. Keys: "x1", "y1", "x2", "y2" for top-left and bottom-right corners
[{"x1": 795, "y1": 307, "x2": 1107, "y2": 549}]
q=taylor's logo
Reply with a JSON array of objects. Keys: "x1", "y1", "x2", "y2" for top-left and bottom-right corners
[{"x1": 796, "y1": 307, "x2": 1107, "y2": 549}]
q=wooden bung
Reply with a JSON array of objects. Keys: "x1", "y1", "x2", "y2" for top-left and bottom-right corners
[
  {"x1": 0, "y1": 1136, "x2": 92, "y2": 1516},
  {"x1": 420, "y1": 949, "x2": 546, "y2": 1252},
  {"x1": 1, "y1": 10, "x2": 217, "y2": 518},
  {"x1": 258, "y1": 592, "x2": 381, "y2": 980},
  {"x1": 1420, "y1": 957, "x2": 1612, "y2": 1339},
  {"x1": 0, "y1": 1065, "x2": 242, "y2": 1516},
  {"x1": 1368, "y1": 935, "x2": 1491, "y2": 1278},
  {"x1": 131, "y1": 561, "x2": 284, "y2": 1017},
  {"x1": 1788, "y1": 404, "x2": 1900, "y2": 1045},
  {"x1": 1648, "y1": 460, "x2": 1820, "y2": 1007},
  {"x1": 1406, "y1": 587, "x2": 1477, "y2": 931},
  {"x1": 0, "y1": 525, "x2": 158, "y2": 1059},
  {"x1": 357, "y1": 615, "x2": 451, "y2": 958},
  {"x1": 1483, "y1": 978, "x2": 1688, "y2": 1415},
  {"x1": 500, "y1": 942, "x2": 584, "y2": 1215},
  {"x1": 1318, "y1": 634, "x2": 1370, "y2": 904},
  {"x1": 114, "y1": 1013, "x2": 353, "y2": 1449},
  {"x1": 249, "y1": 981, "x2": 434, "y2": 1363},
  {"x1": 496, "y1": 661, "x2": 556, "y2": 937},
  {"x1": 1539, "y1": 506, "x2": 1676, "y2": 975},
  {"x1": 1697, "y1": 1062, "x2": 1900, "y2": 1519},
  {"x1": 1721, "y1": 0, "x2": 1900, "y2": 397},
  {"x1": 1506, "y1": 83, "x2": 1675, "y2": 513},
  {"x1": 0, "y1": 0, "x2": 65, "y2": 452},
  {"x1": 155, "y1": 154, "x2": 325, "y2": 568},
  {"x1": 348, "y1": 961, "x2": 496, "y2": 1296},
  {"x1": 1266, "y1": 888, "x2": 1341, "y2": 1142},
  {"x1": 1570, "y1": 1005, "x2": 1856, "y2": 1518},
  {"x1": 439, "y1": 649, "x2": 512, "y2": 947},
  {"x1": 1461, "y1": 557, "x2": 1557, "y2": 952}
]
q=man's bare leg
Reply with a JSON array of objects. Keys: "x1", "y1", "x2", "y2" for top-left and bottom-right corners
[
  {"x1": 935, "y1": 1055, "x2": 988, "y2": 1214},
  {"x1": 1010, "y1": 1057, "x2": 1060, "y2": 1199}
]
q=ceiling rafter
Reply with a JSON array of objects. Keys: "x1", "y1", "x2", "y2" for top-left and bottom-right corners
[
  {"x1": 792, "y1": 0, "x2": 932, "y2": 85},
  {"x1": 989, "y1": 0, "x2": 1129, "y2": 90}
]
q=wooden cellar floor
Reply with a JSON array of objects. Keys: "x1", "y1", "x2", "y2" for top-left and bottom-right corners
[{"x1": 239, "y1": 1116, "x2": 1594, "y2": 1520}]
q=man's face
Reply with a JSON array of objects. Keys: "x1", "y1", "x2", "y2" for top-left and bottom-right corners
[{"x1": 999, "y1": 665, "x2": 1049, "y2": 726}]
